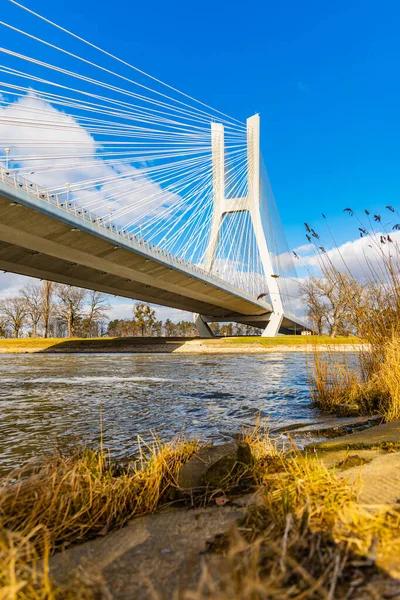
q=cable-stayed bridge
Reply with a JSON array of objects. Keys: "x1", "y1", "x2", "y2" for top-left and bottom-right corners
[{"x1": 0, "y1": 1, "x2": 305, "y2": 336}]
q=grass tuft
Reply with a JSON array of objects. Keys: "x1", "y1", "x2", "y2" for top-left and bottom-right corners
[
  {"x1": 188, "y1": 451, "x2": 400, "y2": 599},
  {"x1": 310, "y1": 338, "x2": 400, "y2": 421},
  {"x1": 0, "y1": 436, "x2": 199, "y2": 553}
]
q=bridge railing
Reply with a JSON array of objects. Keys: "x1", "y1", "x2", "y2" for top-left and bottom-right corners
[{"x1": 0, "y1": 165, "x2": 267, "y2": 306}]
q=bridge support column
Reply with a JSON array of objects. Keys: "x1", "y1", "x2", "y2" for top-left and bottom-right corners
[
  {"x1": 203, "y1": 114, "x2": 285, "y2": 337},
  {"x1": 262, "y1": 312, "x2": 283, "y2": 337},
  {"x1": 193, "y1": 313, "x2": 214, "y2": 338}
]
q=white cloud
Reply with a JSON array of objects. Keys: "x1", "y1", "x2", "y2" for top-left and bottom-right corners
[
  {"x1": 299, "y1": 231, "x2": 400, "y2": 280},
  {"x1": 6, "y1": 93, "x2": 374, "y2": 327},
  {"x1": 0, "y1": 93, "x2": 182, "y2": 228},
  {"x1": 293, "y1": 243, "x2": 314, "y2": 255},
  {"x1": 283, "y1": 231, "x2": 400, "y2": 322},
  {"x1": 0, "y1": 272, "x2": 38, "y2": 299},
  {"x1": 0, "y1": 93, "x2": 98, "y2": 188},
  {"x1": 0, "y1": 93, "x2": 190, "y2": 323}
]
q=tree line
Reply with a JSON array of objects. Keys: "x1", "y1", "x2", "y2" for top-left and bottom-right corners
[
  {"x1": 0, "y1": 282, "x2": 110, "y2": 338},
  {"x1": 0, "y1": 282, "x2": 262, "y2": 338},
  {"x1": 108, "y1": 304, "x2": 261, "y2": 337},
  {"x1": 4, "y1": 275, "x2": 353, "y2": 339}
]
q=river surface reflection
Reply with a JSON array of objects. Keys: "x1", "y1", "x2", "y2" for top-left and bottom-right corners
[{"x1": 0, "y1": 352, "x2": 321, "y2": 474}]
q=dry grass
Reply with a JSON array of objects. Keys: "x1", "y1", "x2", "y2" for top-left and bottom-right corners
[
  {"x1": 0, "y1": 437, "x2": 199, "y2": 553},
  {"x1": 310, "y1": 338, "x2": 400, "y2": 421},
  {"x1": 0, "y1": 526, "x2": 113, "y2": 599},
  {"x1": 0, "y1": 527, "x2": 105, "y2": 599},
  {"x1": 0, "y1": 528, "x2": 53, "y2": 599},
  {"x1": 377, "y1": 337, "x2": 400, "y2": 421},
  {"x1": 175, "y1": 427, "x2": 400, "y2": 599},
  {"x1": 0, "y1": 436, "x2": 200, "y2": 599},
  {"x1": 2, "y1": 430, "x2": 400, "y2": 599},
  {"x1": 303, "y1": 207, "x2": 400, "y2": 421},
  {"x1": 186, "y1": 450, "x2": 400, "y2": 599},
  {"x1": 310, "y1": 351, "x2": 368, "y2": 412}
]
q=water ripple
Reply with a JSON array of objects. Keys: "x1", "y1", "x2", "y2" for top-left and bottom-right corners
[{"x1": 0, "y1": 352, "x2": 318, "y2": 474}]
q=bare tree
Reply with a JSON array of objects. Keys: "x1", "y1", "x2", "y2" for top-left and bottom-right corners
[
  {"x1": 82, "y1": 291, "x2": 111, "y2": 337},
  {"x1": 302, "y1": 271, "x2": 356, "y2": 337},
  {"x1": 21, "y1": 284, "x2": 43, "y2": 337},
  {"x1": 54, "y1": 284, "x2": 87, "y2": 338},
  {"x1": 0, "y1": 315, "x2": 8, "y2": 337},
  {"x1": 301, "y1": 278, "x2": 326, "y2": 335},
  {"x1": 41, "y1": 281, "x2": 54, "y2": 338},
  {"x1": 0, "y1": 297, "x2": 28, "y2": 338}
]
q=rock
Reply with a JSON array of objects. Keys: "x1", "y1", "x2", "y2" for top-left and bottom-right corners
[
  {"x1": 271, "y1": 415, "x2": 381, "y2": 437},
  {"x1": 336, "y1": 454, "x2": 371, "y2": 470},
  {"x1": 177, "y1": 441, "x2": 252, "y2": 492},
  {"x1": 339, "y1": 452, "x2": 400, "y2": 506},
  {"x1": 50, "y1": 504, "x2": 248, "y2": 600},
  {"x1": 335, "y1": 403, "x2": 360, "y2": 417},
  {"x1": 307, "y1": 419, "x2": 400, "y2": 452}
]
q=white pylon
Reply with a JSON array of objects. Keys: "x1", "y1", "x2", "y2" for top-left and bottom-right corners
[{"x1": 195, "y1": 115, "x2": 284, "y2": 337}]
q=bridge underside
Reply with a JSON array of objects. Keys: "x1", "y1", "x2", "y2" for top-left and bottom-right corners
[
  {"x1": 0, "y1": 188, "x2": 275, "y2": 322},
  {"x1": 196, "y1": 314, "x2": 304, "y2": 334},
  {"x1": 0, "y1": 182, "x2": 305, "y2": 334}
]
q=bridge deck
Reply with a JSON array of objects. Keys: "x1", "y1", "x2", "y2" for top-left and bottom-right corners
[{"x1": 0, "y1": 172, "x2": 275, "y2": 320}]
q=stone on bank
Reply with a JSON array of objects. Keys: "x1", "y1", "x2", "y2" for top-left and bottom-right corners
[{"x1": 177, "y1": 441, "x2": 252, "y2": 492}]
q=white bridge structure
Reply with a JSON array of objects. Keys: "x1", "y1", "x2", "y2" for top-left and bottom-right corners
[{"x1": 0, "y1": 2, "x2": 305, "y2": 336}]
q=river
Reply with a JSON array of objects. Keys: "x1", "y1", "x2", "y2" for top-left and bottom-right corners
[{"x1": 0, "y1": 352, "x2": 323, "y2": 474}]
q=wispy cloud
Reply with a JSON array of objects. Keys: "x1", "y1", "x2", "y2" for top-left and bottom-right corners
[
  {"x1": 297, "y1": 81, "x2": 310, "y2": 93},
  {"x1": 296, "y1": 231, "x2": 400, "y2": 280},
  {"x1": 293, "y1": 243, "x2": 314, "y2": 255}
]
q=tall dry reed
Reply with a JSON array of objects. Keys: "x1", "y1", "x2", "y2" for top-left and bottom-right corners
[{"x1": 306, "y1": 208, "x2": 400, "y2": 420}]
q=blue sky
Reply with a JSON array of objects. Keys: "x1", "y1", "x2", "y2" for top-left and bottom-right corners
[
  {"x1": 1, "y1": 0, "x2": 400, "y2": 321},
  {"x1": 4, "y1": 0, "x2": 399, "y2": 251}
]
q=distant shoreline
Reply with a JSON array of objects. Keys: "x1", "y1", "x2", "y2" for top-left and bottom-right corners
[{"x1": 0, "y1": 336, "x2": 365, "y2": 354}]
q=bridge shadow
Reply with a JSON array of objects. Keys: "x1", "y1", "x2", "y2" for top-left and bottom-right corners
[{"x1": 38, "y1": 337, "x2": 197, "y2": 354}]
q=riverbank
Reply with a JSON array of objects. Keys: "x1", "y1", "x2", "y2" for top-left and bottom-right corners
[
  {"x1": 2, "y1": 421, "x2": 400, "y2": 598},
  {"x1": 0, "y1": 335, "x2": 363, "y2": 354}
]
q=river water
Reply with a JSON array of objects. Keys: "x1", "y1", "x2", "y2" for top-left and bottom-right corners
[{"x1": 0, "y1": 352, "x2": 323, "y2": 474}]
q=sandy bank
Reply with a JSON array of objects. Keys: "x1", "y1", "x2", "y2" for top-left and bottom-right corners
[
  {"x1": 173, "y1": 340, "x2": 365, "y2": 354},
  {"x1": 0, "y1": 336, "x2": 364, "y2": 354}
]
